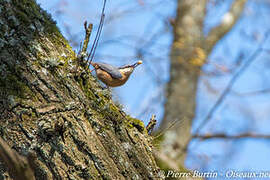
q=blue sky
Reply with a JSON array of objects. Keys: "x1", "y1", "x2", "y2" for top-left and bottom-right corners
[{"x1": 37, "y1": 0, "x2": 270, "y2": 178}]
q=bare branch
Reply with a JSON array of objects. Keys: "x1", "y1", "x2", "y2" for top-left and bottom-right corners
[
  {"x1": 233, "y1": 88, "x2": 270, "y2": 96},
  {"x1": 81, "y1": 21, "x2": 93, "y2": 58},
  {"x1": 194, "y1": 30, "x2": 270, "y2": 135},
  {"x1": 193, "y1": 133, "x2": 270, "y2": 140},
  {"x1": 0, "y1": 138, "x2": 35, "y2": 180},
  {"x1": 170, "y1": 31, "x2": 270, "y2": 163},
  {"x1": 205, "y1": 0, "x2": 247, "y2": 53}
]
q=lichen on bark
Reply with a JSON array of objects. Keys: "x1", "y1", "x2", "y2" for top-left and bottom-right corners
[{"x1": 0, "y1": 0, "x2": 162, "y2": 179}]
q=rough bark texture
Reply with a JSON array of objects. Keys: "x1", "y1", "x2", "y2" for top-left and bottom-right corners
[
  {"x1": 159, "y1": 0, "x2": 247, "y2": 167},
  {"x1": 0, "y1": 0, "x2": 161, "y2": 179}
]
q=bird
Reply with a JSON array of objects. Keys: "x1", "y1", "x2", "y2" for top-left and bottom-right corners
[
  {"x1": 82, "y1": 0, "x2": 143, "y2": 87},
  {"x1": 90, "y1": 60, "x2": 143, "y2": 87}
]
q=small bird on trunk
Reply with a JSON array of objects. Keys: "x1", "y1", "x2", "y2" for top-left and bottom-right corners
[
  {"x1": 91, "y1": 60, "x2": 142, "y2": 87},
  {"x1": 80, "y1": 0, "x2": 143, "y2": 87}
]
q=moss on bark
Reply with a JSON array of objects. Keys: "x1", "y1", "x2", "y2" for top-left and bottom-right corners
[{"x1": 0, "y1": 0, "x2": 162, "y2": 179}]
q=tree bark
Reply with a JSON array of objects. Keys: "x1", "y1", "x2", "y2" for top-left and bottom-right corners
[
  {"x1": 0, "y1": 0, "x2": 161, "y2": 179},
  {"x1": 159, "y1": 0, "x2": 246, "y2": 167}
]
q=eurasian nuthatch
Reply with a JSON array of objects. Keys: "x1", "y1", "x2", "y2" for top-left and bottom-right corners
[
  {"x1": 91, "y1": 60, "x2": 143, "y2": 87},
  {"x1": 84, "y1": 0, "x2": 143, "y2": 88}
]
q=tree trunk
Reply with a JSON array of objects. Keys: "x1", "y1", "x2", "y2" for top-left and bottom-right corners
[
  {"x1": 0, "y1": 0, "x2": 161, "y2": 179},
  {"x1": 160, "y1": 0, "x2": 207, "y2": 166},
  {"x1": 160, "y1": 0, "x2": 246, "y2": 167}
]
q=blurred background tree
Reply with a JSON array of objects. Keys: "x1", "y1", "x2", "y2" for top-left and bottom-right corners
[{"x1": 37, "y1": 0, "x2": 270, "y2": 175}]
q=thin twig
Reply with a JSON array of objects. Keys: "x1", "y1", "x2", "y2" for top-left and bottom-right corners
[
  {"x1": 154, "y1": 117, "x2": 184, "y2": 140},
  {"x1": 89, "y1": 14, "x2": 105, "y2": 65},
  {"x1": 87, "y1": 0, "x2": 107, "y2": 66},
  {"x1": 233, "y1": 88, "x2": 270, "y2": 96},
  {"x1": 81, "y1": 21, "x2": 93, "y2": 58},
  {"x1": 193, "y1": 133, "x2": 270, "y2": 140},
  {"x1": 194, "y1": 30, "x2": 270, "y2": 135},
  {"x1": 175, "y1": 31, "x2": 270, "y2": 157}
]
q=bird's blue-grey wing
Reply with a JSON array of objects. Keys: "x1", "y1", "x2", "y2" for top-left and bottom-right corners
[
  {"x1": 118, "y1": 64, "x2": 132, "y2": 69},
  {"x1": 96, "y1": 63, "x2": 123, "y2": 79}
]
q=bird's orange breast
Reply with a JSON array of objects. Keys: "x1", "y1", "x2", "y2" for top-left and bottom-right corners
[{"x1": 96, "y1": 69, "x2": 131, "y2": 87}]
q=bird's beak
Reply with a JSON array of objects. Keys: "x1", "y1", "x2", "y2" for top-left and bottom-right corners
[{"x1": 132, "y1": 60, "x2": 143, "y2": 68}]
